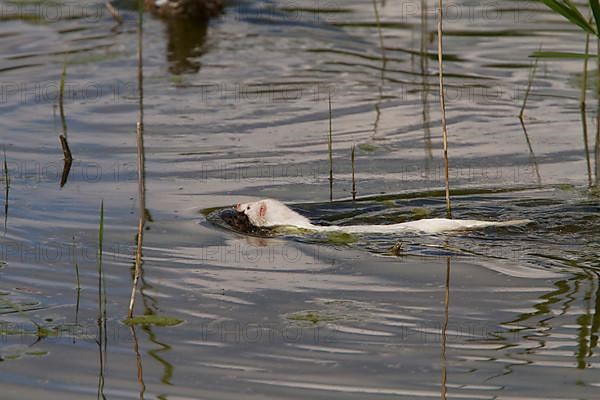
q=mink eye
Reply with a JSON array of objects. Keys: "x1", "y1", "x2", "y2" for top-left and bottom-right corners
[{"x1": 247, "y1": 206, "x2": 250, "y2": 210}]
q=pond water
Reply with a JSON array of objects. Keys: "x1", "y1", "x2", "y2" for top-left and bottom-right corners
[{"x1": 0, "y1": 0, "x2": 599, "y2": 398}]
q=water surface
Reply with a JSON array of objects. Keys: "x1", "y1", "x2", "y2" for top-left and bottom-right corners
[{"x1": 0, "y1": 0, "x2": 599, "y2": 398}]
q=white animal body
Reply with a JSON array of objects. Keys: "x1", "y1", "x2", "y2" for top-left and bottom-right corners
[{"x1": 235, "y1": 199, "x2": 531, "y2": 234}]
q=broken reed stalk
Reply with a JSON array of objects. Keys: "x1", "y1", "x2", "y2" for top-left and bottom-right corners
[
  {"x1": 58, "y1": 59, "x2": 73, "y2": 187},
  {"x1": 519, "y1": 46, "x2": 540, "y2": 119},
  {"x1": 328, "y1": 94, "x2": 333, "y2": 202},
  {"x1": 371, "y1": 0, "x2": 386, "y2": 61},
  {"x1": 351, "y1": 145, "x2": 357, "y2": 201},
  {"x1": 128, "y1": 0, "x2": 146, "y2": 318},
  {"x1": 437, "y1": 0, "x2": 451, "y2": 218},
  {"x1": 59, "y1": 135, "x2": 72, "y2": 163}
]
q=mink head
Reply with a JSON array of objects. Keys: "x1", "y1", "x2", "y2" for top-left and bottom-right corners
[{"x1": 235, "y1": 200, "x2": 269, "y2": 227}]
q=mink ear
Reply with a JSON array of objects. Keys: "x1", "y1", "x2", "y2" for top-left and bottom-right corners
[{"x1": 259, "y1": 202, "x2": 267, "y2": 218}]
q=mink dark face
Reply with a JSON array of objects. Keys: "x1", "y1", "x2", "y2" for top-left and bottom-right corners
[{"x1": 219, "y1": 208, "x2": 255, "y2": 233}]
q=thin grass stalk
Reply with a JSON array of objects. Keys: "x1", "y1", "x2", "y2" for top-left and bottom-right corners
[
  {"x1": 519, "y1": 47, "x2": 540, "y2": 119},
  {"x1": 437, "y1": 0, "x2": 452, "y2": 217},
  {"x1": 328, "y1": 94, "x2": 333, "y2": 202},
  {"x1": 372, "y1": 0, "x2": 386, "y2": 62},
  {"x1": 129, "y1": 0, "x2": 146, "y2": 318},
  {"x1": 518, "y1": 117, "x2": 542, "y2": 186},
  {"x1": 351, "y1": 145, "x2": 356, "y2": 201}
]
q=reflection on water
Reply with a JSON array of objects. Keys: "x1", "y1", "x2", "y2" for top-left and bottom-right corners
[
  {"x1": 518, "y1": 117, "x2": 541, "y2": 186},
  {"x1": 164, "y1": 17, "x2": 209, "y2": 75},
  {"x1": 440, "y1": 258, "x2": 450, "y2": 400}
]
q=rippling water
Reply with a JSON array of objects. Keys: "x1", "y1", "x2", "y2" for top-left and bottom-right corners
[{"x1": 0, "y1": 0, "x2": 599, "y2": 398}]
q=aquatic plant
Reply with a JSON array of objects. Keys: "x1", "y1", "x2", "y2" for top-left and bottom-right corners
[
  {"x1": 539, "y1": 0, "x2": 599, "y2": 36},
  {"x1": 535, "y1": 1, "x2": 600, "y2": 186}
]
